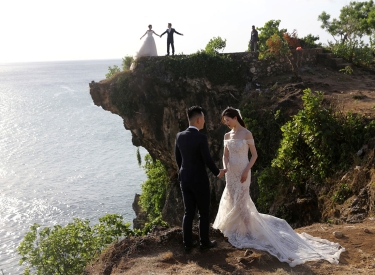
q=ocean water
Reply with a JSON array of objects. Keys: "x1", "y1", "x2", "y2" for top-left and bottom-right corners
[{"x1": 0, "y1": 60, "x2": 147, "y2": 274}]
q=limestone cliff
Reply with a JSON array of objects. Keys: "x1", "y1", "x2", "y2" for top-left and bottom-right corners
[
  {"x1": 90, "y1": 49, "x2": 375, "y2": 231},
  {"x1": 89, "y1": 50, "x2": 328, "y2": 227}
]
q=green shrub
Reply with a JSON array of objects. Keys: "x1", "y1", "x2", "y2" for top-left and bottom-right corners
[
  {"x1": 256, "y1": 88, "x2": 372, "y2": 211},
  {"x1": 17, "y1": 214, "x2": 137, "y2": 275},
  {"x1": 122, "y1": 56, "x2": 134, "y2": 70},
  {"x1": 332, "y1": 183, "x2": 352, "y2": 204},
  {"x1": 105, "y1": 65, "x2": 121, "y2": 79},
  {"x1": 139, "y1": 154, "x2": 169, "y2": 220},
  {"x1": 328, "y1": 41, "x2": 374, "y2": 66},
  {"x1": 205, "y1": 36, "x2": 226, "y2": 55},
  {"x1": 140, "y1": 51, "x2": 246, "y2": 87}
]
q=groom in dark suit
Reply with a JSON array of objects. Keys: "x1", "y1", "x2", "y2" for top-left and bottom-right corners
[
  {"x1": 175, "y1": 106, "x2": 226, "y2": 252},
  {"x1": 160, "y1": 23, "x2": 183, "y2": 56}
]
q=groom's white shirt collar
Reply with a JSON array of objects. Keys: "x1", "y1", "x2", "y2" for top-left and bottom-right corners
[{"x1": 188, "y1": 126, "x2": 199, "y2": 131}]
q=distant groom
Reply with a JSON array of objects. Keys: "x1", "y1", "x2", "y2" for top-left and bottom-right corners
[{"x1": 160, "y1": 23, "x2": 183, "y2": 56}]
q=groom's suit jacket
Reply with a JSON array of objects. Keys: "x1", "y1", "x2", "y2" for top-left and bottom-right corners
[
  {"x1": 161, "y1": 28, "x2": 182, "y2": 42},
  {"x1": 175, "y1": 128, "x2": 219, "y2": 184}
]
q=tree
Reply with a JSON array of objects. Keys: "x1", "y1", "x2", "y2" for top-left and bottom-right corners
[
  {"x1": 251, "y1": 20, "x2": 287, "y2": 53},
  {"x1": 205, "y1": 36, "x2": 227, "y2": 55},
  {"x1": 318, "y1": 1, "x2": 375, "y2": 64}
]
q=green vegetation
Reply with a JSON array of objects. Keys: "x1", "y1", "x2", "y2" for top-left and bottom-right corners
[
  {"x1": 105, "y1": 65, "x2": 121, "y2": 79},
  {"x1": 255, "y1": 89, "x2": 375, "y2": 212},
  {"x1": 141, "y1": 51, "x2": 246, "y2": 87},
  {"x1": 318, "y1": 0, "x2": 375, "y2": 66},
  {"x1": 122, "y1": 56, "x2": 134, "y2": 70},
  {"x1": 254, "y1": 19, "x2": 286, "y2": 55},
  {"x1": 300, "y1": 34, "x2": 322, "y2": 48},
  {"x1": 332, "y1": 183, "x2": 352, "y2": 204},
  {"x1": 339, "y1": 65, "x2": 354, "y2": 74},
  {"x1": 110, "y1": 71, "x2": 138, "y2": 117},
  {"x1": 205, "y1": 36, "x2": 227, "y2": 55},
  {"x1": 139, "y1": 154, "x2": 169, "y2": 221},
  {"x1": 17, "y1": 214, "x2": 137, "y2": 275}
]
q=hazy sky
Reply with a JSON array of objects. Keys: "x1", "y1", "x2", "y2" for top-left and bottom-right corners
[{"x1": 0, "y1": 0, "x2": 354, "y2": 63}]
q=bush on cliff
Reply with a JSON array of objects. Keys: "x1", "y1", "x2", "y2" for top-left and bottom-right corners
[
  {"x1": 256, "y1": 88, "x2": 375, "y2": 212},
  {"x1": 205, "y1": 36, "x2": 227, "y2": 55},
  {"x1": 17, "y1": 214, "x2": 137, "y2": 275},
  {"x1": 139, "y1": 154, "x2": 169, "y2": 221}
]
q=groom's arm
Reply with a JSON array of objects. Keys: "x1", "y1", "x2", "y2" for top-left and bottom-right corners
[
  {"x1": 160, "y1": 30, "x2": 167, "y2": 37},
  {"x1": 199, "y1": 135, "x2": 220, "y2": 176},
  {"x1": 174, "y1": 29, "x2": 183, "y2": 35},
  {"x1": 175, "y1": 135, "x2": 182, "y2": 169}
]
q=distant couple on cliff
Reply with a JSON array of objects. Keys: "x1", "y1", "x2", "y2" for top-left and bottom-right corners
[
  {"x1": 134, "y1": 23, "x2": 183, "y2": 59},
  {"x1": 175, "y1": 106, "x2": 345, "y2": 267}
]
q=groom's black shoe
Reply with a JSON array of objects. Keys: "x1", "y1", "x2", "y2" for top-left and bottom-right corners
[
  {"x1": 200, "y1": 240, "x2": 217, "y2": 250},
  {"x1": 166, "y1": 53, "x2": 170, "y2": 56},
  {"x1": 184, "y1": 240, "x2": 198, "y2": 253}
]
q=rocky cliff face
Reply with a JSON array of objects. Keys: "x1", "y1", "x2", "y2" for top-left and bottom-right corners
[{"x1": 88, "y1": 50, "x2": 329, "y2": 227}]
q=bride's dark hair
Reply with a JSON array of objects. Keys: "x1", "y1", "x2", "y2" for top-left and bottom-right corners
[{"x1": 221, "y1": 107, "x2": 246, "y2": 128}]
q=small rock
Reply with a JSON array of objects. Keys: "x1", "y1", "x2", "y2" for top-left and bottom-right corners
[
  {"x1": 237, "y1": 257, "x2": 244, "y2": 263},
  {"x1": 341, "y1": 173, "x2": 348, "y2": 181},
  {"x1": 244, "y1": 249, "x2": 253, "y2": 256},
  {"x1": 355, "y1": 166, "x2": 361, "y2": 170},
  {"x1": 364, "y1": 228, "x2": 370, "y2": 233},
  {"x1": 333, "y1": 231, "x2": 343, "y2": 238}
]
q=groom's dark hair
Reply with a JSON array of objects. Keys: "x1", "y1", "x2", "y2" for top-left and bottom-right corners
[{"x1": 188, "y1": 106, "x2": 203, "y2": 120}]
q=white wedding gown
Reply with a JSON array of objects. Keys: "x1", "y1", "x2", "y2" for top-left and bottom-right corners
[
  {"x1": 130, "y1": 30, "x2": 158, "y2": 70},
  {"x1": 213, "y1": 139, "x2": 345, "y2": 267}
]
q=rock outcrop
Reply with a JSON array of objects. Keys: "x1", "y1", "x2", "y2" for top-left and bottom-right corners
[{"x1": 89, "y1": 49, "x2": 373, "y2": 228}]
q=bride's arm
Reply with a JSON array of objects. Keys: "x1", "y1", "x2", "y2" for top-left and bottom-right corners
[
  {"x1": 153, "y1": 31, "x2": 160, "y2": 37},
  {"x1": 222, "y1": 145, "x2": 229, "y2": 170},
  {"x1": 140, "y1": 31, "x2": 147, "y2": 40},
  {"x1": 240, "y1": 132, "x2": 258, "y2": 183},
  {"x1": 222, "y1": 133, "x2": 230, "y2": 170}
]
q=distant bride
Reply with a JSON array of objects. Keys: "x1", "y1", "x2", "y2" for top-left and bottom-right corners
[
  {"x1": 130, "y1": 25, "x2": 160, "y2": 70},
  {"x1": 213, "y1": 107, "x2": 345, "y2": 267}
]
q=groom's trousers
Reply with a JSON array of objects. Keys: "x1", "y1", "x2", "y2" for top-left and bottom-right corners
[
  {"x1": 180, "y1": 180, "x2": 210, "y2": 246},
  {"x1": 167, "y1": 40, "x2": 175, "y2": 55}
]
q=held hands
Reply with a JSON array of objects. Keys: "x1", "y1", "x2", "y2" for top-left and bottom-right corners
[{"x1": 217, "y1": 169, "x2": 227, "y2": 178}]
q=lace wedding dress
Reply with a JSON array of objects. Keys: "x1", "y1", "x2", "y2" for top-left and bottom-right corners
[
  {"x1": 130, "y1": 30, "x2": 158, "y2": 70},
  {"x1": 213, "y1": 139, "x2": 345, "y2": 267}
]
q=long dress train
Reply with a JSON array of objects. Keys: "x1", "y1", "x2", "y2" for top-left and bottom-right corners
[
  {"x1": 130, "y1": 30, "x2": 157, "y2": 70},
  {"x1": 213, "y1": 139, "x2": 345, "y2": 267}
]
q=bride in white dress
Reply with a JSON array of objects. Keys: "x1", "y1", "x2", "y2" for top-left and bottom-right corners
[
  {"x1": 130, "y1": 25, "x2": 159, "y2": 70},
  {"x1": 213, "y1": 107, "x2": 345, "y2": 267}
]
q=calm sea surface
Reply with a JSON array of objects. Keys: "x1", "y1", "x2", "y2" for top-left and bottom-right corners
[{"x1": 0, "y1": 60, "x2": 147, "y2": 274}]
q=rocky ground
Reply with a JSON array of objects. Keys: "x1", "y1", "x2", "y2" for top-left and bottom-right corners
[
  {"x1": 84, "y1": 63, "x2": 375, "y2": 275},
  {"x1": 84, "y1": 219, "x2": 375, "y2": 275}
]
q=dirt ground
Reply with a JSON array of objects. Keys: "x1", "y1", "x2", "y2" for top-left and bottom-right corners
[
  {"x1": 85, "y1": 219, "x2": 375, "y2": 275},
  {"x1": 84, "y1": 64, "x2": 375, "y2": 275},
  {"x1": 276, "y1": 64, "x2": 375, "y2": 119}
]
